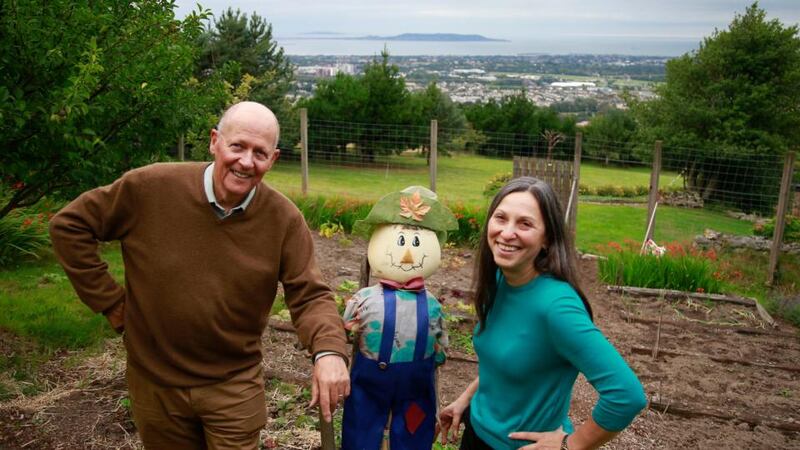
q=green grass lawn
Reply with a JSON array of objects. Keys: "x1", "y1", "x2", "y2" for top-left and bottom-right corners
[
  {"x1": 268, "y1": 152, "x2": 731, "y2": 250},
  {"x1": 0, "y1": 244, "x2": 122, "y2": 351},
  {"x1": 0, "y1": 244, "x2": 123, "y2": 399},
  {"x1": 267, "y1": 153, "x2": 678, "y2": 205},
  {"x1": 576, "y1": 204, "x2": 754, "y2": 253}
]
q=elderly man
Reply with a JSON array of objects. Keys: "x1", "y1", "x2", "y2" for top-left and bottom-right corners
[{"x1": 49, "y1": 101, "x2": 349, "y2": 449}]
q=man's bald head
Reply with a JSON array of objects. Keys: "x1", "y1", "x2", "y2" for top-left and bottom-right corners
[{"x1": 216, "y1": 101, "x2": 280, "y2": 149}]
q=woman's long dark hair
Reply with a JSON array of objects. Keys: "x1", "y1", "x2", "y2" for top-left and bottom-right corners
[{"x1": 472, "y1": 176, "x2": 592, "y2": 331}]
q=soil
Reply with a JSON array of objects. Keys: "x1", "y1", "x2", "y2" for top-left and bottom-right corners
[{"x1": 1, "y1": 233, "x2": 799, "y2": 449}]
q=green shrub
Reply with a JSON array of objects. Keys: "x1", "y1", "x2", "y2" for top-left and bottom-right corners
[
  {"x1": 0, "y1": 210, "x2": 51, "y2": 267},
  {"x1": 753, "y1": 215, "x2": 800, "y2": 243},
  {"x1": 482, "y1": 172, "x2": 512, "y2": 198},
  {"x1": 289, "y1": 193, "x2": 486, "y2": 248},
  {"x1": 289, "y1": 195, "x2": 373, "y2": 234},
  {"x1": 579, "y1": 183, "x2": 596, "y2": 195},
  {"x1": 598, "y1": 242, "x2": 725, "y2": 293},
  {"x1": 658, "y1": 184, "x2": 685, "y2": 195},
  {"x1": 595, "y1": 184, "x2": 624, "y2": 197},
  {"x1": 448, "y1": 203, "x2": 486, "y2": 248}
]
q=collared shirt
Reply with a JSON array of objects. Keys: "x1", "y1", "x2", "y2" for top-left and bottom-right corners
[
  {"x1": 203, "y1": 163, "x2": 256, "y2": 219},
  {"x1": 203, "y1": 163, "x2": 346, "y2": 365}
]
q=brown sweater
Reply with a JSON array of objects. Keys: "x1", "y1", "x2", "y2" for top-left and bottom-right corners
[{"x1": 50, "y1": 162, "x2": 347, "y2": 386}]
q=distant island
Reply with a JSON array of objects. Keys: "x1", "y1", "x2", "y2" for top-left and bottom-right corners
[{"x1": 354, "y1": 33, "x2": 508, "y2": 42}]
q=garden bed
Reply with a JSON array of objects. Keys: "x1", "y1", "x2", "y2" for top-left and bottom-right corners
[{"x1": 0, "y1": 234, "x2": 798, "y2": 449}]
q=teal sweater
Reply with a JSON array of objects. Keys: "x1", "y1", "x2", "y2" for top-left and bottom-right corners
[{"x1": 471, "y1": 274, "x2": 646, "y2": 449}]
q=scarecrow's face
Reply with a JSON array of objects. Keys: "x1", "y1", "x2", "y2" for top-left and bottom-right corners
[{"x1": 367, "y1": 224, "x2": 441, "y2": 282}]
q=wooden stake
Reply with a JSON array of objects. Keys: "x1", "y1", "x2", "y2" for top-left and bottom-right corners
[
  {"x1": 767, "y1": 151, "x2": 796, "y2": 285},
  {"x1": 631, "y1": 346, "x2": 800, "y2": 373},
  {"x1": 652, "y1": 302, "x2": 664, "y2": 359},
  {"x1": 300, "y1": 108, "x2": 309, "y2": 195},
  {"x1": 429, "y1": 119, "x2": 438, "y2": 192},
  {"x1": 607, "y1": 285, "x2": 757, "y2": 306},
  {"x1": 644, "y1": 141, "x2": 662, "y2": 245},
  {"x1": 648, "y1": 400, "x2": 800, "y2": 433}
]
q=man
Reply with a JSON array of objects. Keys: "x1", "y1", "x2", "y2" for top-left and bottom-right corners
[{"x1": 49, "y1": 101, "x2": 350, "y2": 449}]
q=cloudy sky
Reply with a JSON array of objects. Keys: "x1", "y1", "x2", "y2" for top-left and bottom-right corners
[{"x1": 173, "y1": 0, "x2": 799, "y2": 40}]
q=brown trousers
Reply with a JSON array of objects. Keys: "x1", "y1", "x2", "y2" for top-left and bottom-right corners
[{"x1": 126, "y1": 362, "x2": 267, "y2": 450}]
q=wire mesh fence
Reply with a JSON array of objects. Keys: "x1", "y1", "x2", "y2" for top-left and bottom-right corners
[{"x1": 264, "y1": 113, "x2": 796, "y2": 274}]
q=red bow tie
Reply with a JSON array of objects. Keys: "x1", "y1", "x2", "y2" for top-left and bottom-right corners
[{"x1": 379, "y1": 277, "x2": 426, "y2": 292}]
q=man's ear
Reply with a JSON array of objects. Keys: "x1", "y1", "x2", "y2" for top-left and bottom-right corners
[
  {"x1": 272, "y1": 148, "x2": 281, "y2": 163},
  {"x1": 209, "y1": 128, "x2": 219, "y2": 155}
]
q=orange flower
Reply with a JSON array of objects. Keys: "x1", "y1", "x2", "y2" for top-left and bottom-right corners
[{"x1": 696, "y1": 287, "x2": 705, "y2": 293}]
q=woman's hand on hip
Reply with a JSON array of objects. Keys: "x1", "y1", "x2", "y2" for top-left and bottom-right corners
[{"x1": 509, "y1": 426, "x2": 568, "y2": 449}]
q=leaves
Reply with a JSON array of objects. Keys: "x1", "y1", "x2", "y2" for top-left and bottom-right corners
[
  {"x1": 0, "y1": 0, "x2": 227, "y2": 218},
  {"x1": 633, "y1": 2, "x2": 800, "y2": 213},
  {"x1": 399, "y1": 191, "x2": 431, "y2": 222}
]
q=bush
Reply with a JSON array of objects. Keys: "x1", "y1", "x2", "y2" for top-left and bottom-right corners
[
  {"x1": 579, "y1": 183, "x2": 596, "y2": 196},
  {"x1": 447, "y1": 203, "x2": 486, "y2": 248},
  {"x1": 483, "y1": 172, "x2": 512, "y2": 198},
  {"x1": 597, "y1": 241, "x2": 725, "y2": 293},
  {"x1": 289, "y1": 193, "x2": 486, "y2": 248},
  {"x1": 753, "y1": 215, "x2": 800, "y2": 243},
  {"x1": 595, "y1": 184, "x2": 625, "y2": 197},
  {"x1": 0, "y1": 203, "x2": 53, "y2": 267},
  {"x1": 289, "y1": 195, "x2": 373, "y2": 234}
]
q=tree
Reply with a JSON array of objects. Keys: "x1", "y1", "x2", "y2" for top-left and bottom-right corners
[
  {"x1": 303, "y1": 49, "x2": 412, "y2": 162},
  {"x1": 197, "y1": 8, "x2": 292, "y2": 86},
  {"x1": 0, "y1": 0, "x2": 225, "y2": 219},
  {"x1": 542, "y1": 130, "x2": 564, "y2": 159},
  {"x1": 633, "y1": 2, "x2": 800, "y2": 212},
  {"x1": 302, "y1": 73, "x2": 368, "y2": 161},
  {"x1": 195, "y1": 8, "x2": 296, "y2": 150},
  {"x1": 583, "y1": 109, "x2": 639, "y2": 165},
  {"x1": 407, "y1": 82, "x2": 470, "y2": 162},
  {"x1": 464, "y1": 93, "x2": 575, "y2": 158}
]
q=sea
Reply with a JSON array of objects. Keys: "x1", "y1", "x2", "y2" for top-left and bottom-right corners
[{"x1": 277, "y1": 36, "x2": 700, "y2": 57}]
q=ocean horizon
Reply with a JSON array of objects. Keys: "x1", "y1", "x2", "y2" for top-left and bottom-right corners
[{"x1": 278, "y1": 35, "x2": 700, "y2": 57}]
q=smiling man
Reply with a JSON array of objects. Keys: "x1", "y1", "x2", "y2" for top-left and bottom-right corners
[
  {"x1": 49, "y1": 101, "x2": 350, "y2": 449},
  {"x1": 209, "y1": 102, "x2": 280, "y2": 212}
]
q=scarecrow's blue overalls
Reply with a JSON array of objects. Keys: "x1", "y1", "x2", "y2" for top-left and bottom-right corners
[{"x1": 342, "y1": 287, "x2": 436, "y2": 450}]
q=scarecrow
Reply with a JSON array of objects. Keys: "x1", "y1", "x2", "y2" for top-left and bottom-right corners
[{"x1": 341, "y1": 186, "x2": 458, "y2": 450}]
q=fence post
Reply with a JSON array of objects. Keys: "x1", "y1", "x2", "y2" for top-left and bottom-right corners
[
  {"x1": 429, "y1": 119, "x2": 438, "y2": 192},
  {"x1": 644, "y1": 141, "x2": 662, "y2": 245},
  {"x1": 767, "y1": 151, "x2": 797, "y2": 286},
  {"x1": 300, "y1": 108, "x2": 309, "y2": 195},
  {"x1": 569, "y1": 132, "x2": 582, "y2": 233},
  {"x1": 177, "y1": 134, "x2": 185, "y2": 161}
]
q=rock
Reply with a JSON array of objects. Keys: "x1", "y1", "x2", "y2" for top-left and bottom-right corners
[
  {"x1": 660, "y1": 190, "x2": 704, "y2": 208},
  {"x1": 693, "y1": 230, "x2": 799, "y2": 253}
]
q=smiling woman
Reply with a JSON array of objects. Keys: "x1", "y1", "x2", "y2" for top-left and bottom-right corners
[{"x1": 438, "y1": 176, "x2": 646, "y2": 450}]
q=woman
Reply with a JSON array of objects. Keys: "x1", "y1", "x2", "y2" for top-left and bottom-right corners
[{"x1": 439, "y1": 177, "x2": 646, "y2": 450}]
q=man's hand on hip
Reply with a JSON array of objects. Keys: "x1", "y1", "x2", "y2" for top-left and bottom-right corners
[{"x1": 309, "y1": 354, "x2": 350, "y2": 422}]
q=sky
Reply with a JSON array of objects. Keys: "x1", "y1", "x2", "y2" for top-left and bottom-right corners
[{"x1": 173, "y1": 0, "x2": 800, "y2": 41}]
